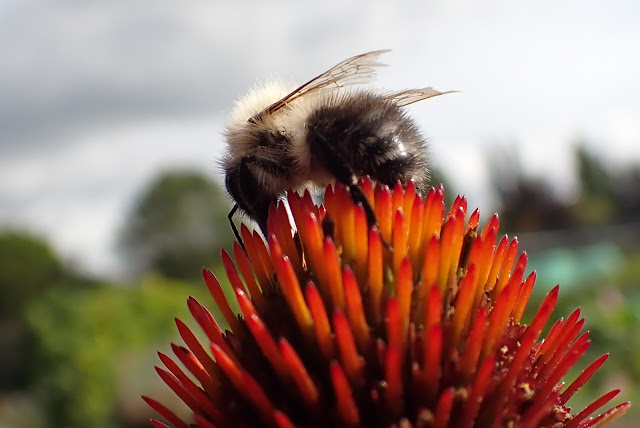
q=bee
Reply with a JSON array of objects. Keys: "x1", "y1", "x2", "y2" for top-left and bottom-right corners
[{"x1": 223, "y1": 50, "x2": 453, "y2": 243}]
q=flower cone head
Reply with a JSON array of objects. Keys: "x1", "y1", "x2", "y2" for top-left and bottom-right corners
[{"x1": 145, "y1": 179, "x2": 630, "y2": 428}]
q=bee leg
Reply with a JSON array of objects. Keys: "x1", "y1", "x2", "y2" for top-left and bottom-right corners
[
  {"x1": 228, "y1": 203, "x2": 245, "y2": 251},
  {"x1": 311, "y1": 134, "x2": 392, "y2": 251}
]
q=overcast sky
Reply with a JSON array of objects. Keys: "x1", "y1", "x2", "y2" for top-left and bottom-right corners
[{"x1": 1, "y1": 0, "x2": 639, "y2": 276}]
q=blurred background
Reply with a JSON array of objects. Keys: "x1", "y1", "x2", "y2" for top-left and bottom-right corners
[{"x1": 1, "y1": 1, "x2": 638, "y2": 427}]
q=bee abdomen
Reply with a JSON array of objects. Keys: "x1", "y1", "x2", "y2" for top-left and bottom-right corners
[{"x1": 306, "y1": 92, "x2": 429, "y2": 192}]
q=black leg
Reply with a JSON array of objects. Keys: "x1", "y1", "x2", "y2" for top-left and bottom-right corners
[{"x1": 227, "y1": 203, "x2": 245, "y2": 251}]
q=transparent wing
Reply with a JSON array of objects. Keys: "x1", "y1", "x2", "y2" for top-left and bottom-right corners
[
  {"x1": 386, "y1": 88, "x2": 457, "y2": 107},
  {"x1": 257, "y1": 50, "x2": 391, "y2": 118}
]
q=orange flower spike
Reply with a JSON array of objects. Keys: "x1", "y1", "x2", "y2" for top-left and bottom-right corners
[
  {"x1": 142, "y1": 396, "x2": 191, "y2": 428},
  {"x1": 279, "y1": 337, "x2": 320, "y2": 410},
  {"x1": 393, "y1": 209, "x2": 409, "y2": 275},
  {"x1": 273, "y1": 201, "x2": 302, "y2": 270},
  {"x1": 423, "y1": 284, "x2": 443, "y2": 343},
  {"x1": 423, "y1": 324, "x2": 443, "y2": 402},
  {"x1": 210, "y1": 343, "x2": 243, "y2": 389},
  {"x1": 436, "y1": 211, "x2": 459, "y2": 291},
  {"x1": 305, "y1": 282, "x2": 335, "y2": 360},
  {"x1": 324, "y1": 237, "x2": 345, "y2": 310},
  {"x1": 202, "y1": 268, "x2": 240, "y2": 332},
  {"x1": 490, "y1": 286, "x2": 559, "y2": 419},
  {"x1": 333, "y1": 309, "x2": 365, "y2": 385},
  {"x1": 480, "y1": 274, "x2": 521, "y2": 361},
  {"x1": 539, "y1": 308, "x2": 582, "y2": 366},
  {"x1": 466, "y1": 208, "x2": 480, "y2": 234},
  {"x1": 536, "y1": 316, "x2": 565, "y2": 361},
  {"x1": 537, "y1": 318, "x2": 586, "y2": 385},
  {"x1": 408, "y1": 193, "x2": 425, "y2": 270},
  {"x1": 485, "y1": 235, "x2": 508, "y2": 292},
  {"x1": 541, "y1": 331, "x2": 590, "y2": 394},
  {"x1": 374, "y1": 185, "x2": 393, "y2": 243},
  {"x1": 330, "y1": 361, "x2": 360, "y2": 426},
  {"x1": 386, "y1": 298, "x2": 403, "y2": 358},
  {"x1": 512, "y1": 270, "x2": 536, "y2": 322},
  {"x1": 332, "y1": 183, "x2": 352, "y2": 245},
  {"x1": 450, "y1": 264, "x2": 477, "y2": 348},
  {"x1": 252, "y1": 228, "x2": 276, "y2": 288},
  {"x1": 480, "y1": 213, "x2": 499, "y2": 240},
  {"x1": 494, "y1": 237, "x2": 519, "y2": 294},
  {"x1": 343, "y1": 266, "x2": 370, "y2": 352},
  {"x1": 367, "y1": 228, "x2": 384, "y2": 324},
  {"x1": 269, "y1": 236, "x2": 314, "y2": 341},
  {"x1": 459, "y1": 306, "x2": 488, "y2": 382},
  {"x1": 459, "y1": 356, "x2": 495, "y2": 428},
  {"x1": 402, "y1": 180, "x2": 417, "y2": 223},
  {"x1": 420, "y1": 236, "x2": 441, "y2": 302},
  {"x1": 361, "y1": 176, "x2": 375, "y2": 206},
  {"x1": 340, "y1": 192, "x2": 357, "y2": 263},
  {"x1": 391, "y1": 181, "x2": 405, "y2": 219},
  {"x1": 232, "y1": 241, "x2": 265, "y2": 309},
  {"x1": 432, "y1": 387, "x2": 455, "y2": 428},
  {"x1": 240, "y1": 224, "x2": 272, "y2": 292},
  {"x1": 353, "y1": 203, "x2": 369, "y2": 282},
  {"x1": 449, "y1": 195, "x2": 467, "y2": 220},
  {"x1": 422, "y1": 185, "x2": 445, "y2": 243},
  {"x1": 299, "y1": 211, "x2": 328, "y2": 293}
]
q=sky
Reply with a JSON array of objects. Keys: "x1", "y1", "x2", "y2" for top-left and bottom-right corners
[{"x1": 1, "y1": 0, "x2": 639, "y2": 277}]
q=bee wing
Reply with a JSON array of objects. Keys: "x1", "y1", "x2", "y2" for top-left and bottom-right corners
[
  {"x1": 260, "y1": 50, "x2": 391, "y2": 117},
  {"x1": 386, "y1": 88, "x2": 457, "y2": 107}
]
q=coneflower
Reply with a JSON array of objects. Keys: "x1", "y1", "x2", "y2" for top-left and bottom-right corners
[{"x1": 143, "y1": 179, "x2": 630, "y2": 428}]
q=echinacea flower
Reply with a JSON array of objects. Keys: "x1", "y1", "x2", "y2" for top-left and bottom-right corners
[{"x1": 143, "y1": 179, "x2": 630, "y2": 428}]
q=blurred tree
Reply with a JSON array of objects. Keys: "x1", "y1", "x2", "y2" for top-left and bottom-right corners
[
  {"x1": 574, "y1": 144, "x2": 617, "y2": 225},
  {"x1": 119, "y1": 170, "x2": 235, "y2": 280},
  {"x1": 487, "y1": 145, "x2": 577, "y2": 233},
  {"x1": 0, "y1": 230, "x2": 64, "y2": 390}
]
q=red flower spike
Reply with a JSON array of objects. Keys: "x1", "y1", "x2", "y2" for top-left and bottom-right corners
[
  {"x1": 343, "y1": 266, "x2": 370, "y2": 353},
  {"x1": 458, "y1": 356, "x2": 495, "y2": 428},
  {"x1": 202, "y1": 268, "x2": 240, "y2": 332},
  {"x1": 333, "y1": 309, "x2": 365, "y2": 385},
  {"x1": 560, "y1": 354, "x2": 609, "y2": 405},
  {"x1": 187, "y1": 297, "x2": 232, "y2": 358},
  {"x1": 175, "y1": 318, "x2": 219, "y2": 381},
  {"x1": 232, "y1": 241, "x2": 265, "y2": 309},
  {"x1": 150, "y1": 420, "x2": 171, "y2": 428},
  {"x1": 278, "y1": 338, "x2": 320, "y2": 410},
  {"x1": 142, "y1": 396, "x2": 191, "y2": 428},
  {"x1": 567, "y1": 390, "x2": 621, "y2": 428},
  {"x1": 330, "y1": 361, "x2": 360, "y2": 426},
  {"x1": 432, "y1": 388, "x2": 454, "y2": 428},
  {"x1": 147, "y1": 181, "x2": 628, "y2": 428},
  {"x1": 360, "y1": 177, "x2": 375, "y2": 206},
  {"x1": 239, "y1": 224, "x2": 272, "y2": 292},
  {"x1": 396, "y1": 258, "x2": 413, "y2": 342},
  {"x1": 385, "y1": 344, "x2": 404, "y2": 417},
  {"x1": 305, "y1": 281, "x2": 335, "y2": 360},
  {"x1": 171, "y1": 344, "x2": 220, "y2": 398},
  {"x1": 273, "y1": 410, "x2": 297, "y2": 428}
]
